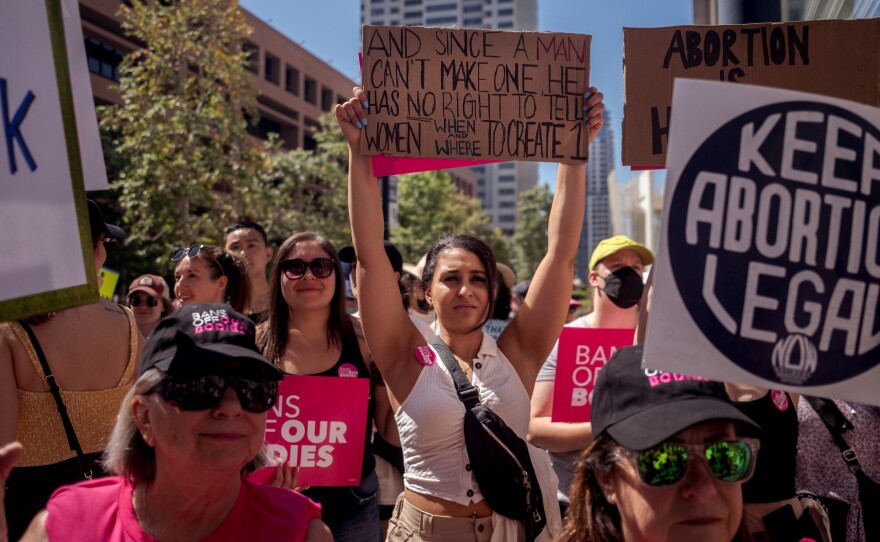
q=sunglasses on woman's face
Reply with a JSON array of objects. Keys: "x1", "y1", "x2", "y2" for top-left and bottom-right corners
[
  {"x1": 279, "y1": 258, "x2": 336, "y2": 280},
  {"x1": 609, "y1": 438, "x2": 760, "y2": 487},
  {"x1": 170, "y1": 245, "x2": 205, "y2": 262},
  {"x1": 156, "y1": 374, "x2": 278, "y2": 413},
  {"x1": 128, "y1": 294, "x2": 158, "y2": 308}
]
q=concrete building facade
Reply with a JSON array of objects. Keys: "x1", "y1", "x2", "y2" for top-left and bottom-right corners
[
  {"x1": 574, "y1": 109, "x2": 613, "y2": 281},
  {"x1": 361, "y1": 0, "x2": 539, "y2": 236}
]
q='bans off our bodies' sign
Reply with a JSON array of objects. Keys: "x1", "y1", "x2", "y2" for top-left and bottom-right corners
[
  {"x1": 265, "y1": 376, "x2": 369, "y2": 486},
  {"x1": 552, "y1": 328, "x2": 634, "y2": 423},
  {"x1": 645, "y1": 80, "x2": 880, "y2": 405},
  {"x1": 360, "y1": 26, "x2": 591, "y2": 164}
]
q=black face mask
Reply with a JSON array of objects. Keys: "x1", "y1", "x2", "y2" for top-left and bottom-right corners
[{"x1": 600, "y1": 267, "x2": 644, "y2": 309}]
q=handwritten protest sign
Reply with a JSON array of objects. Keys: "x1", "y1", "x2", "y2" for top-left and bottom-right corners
[
  {"x1": 265, "y1": 376, "x2": 370, "y2": 486},
  {"x1": 623, "y1": 19, "x2": 880, "y2": 167},
  {"x1": 360, "y1": 26, "x2": 591, "y2": 164},
  {"x1": 552, "y1": 328, "x2": 634, "y2": 422},
  {"x1": 644, "y1": 79, "x2": 880, "y2": 405},
  {"x1": 0, "y1": 0, "x2": 97, "y2": 322}
]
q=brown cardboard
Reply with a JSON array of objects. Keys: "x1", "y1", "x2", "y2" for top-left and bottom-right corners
[
  {"x1": 623, "y1": 19, "x2": 880, "y2": 167},
  {"x1": 360, "y1": 25, "x2": 591, "y2": 163}
]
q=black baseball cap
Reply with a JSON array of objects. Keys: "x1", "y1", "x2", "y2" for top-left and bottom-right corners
[
  {"x1": 591, "y1": 345, "x2": 760, "y2": 450},
  {"x1": 138, "y1": 303, "x2": 282, "y2": 380},
  {"x1": 87, "y1": 200, "x2": 126, "y2": 242},
  {"x1": 338, "y1": 241, "x2": 404, "y2": 274}
]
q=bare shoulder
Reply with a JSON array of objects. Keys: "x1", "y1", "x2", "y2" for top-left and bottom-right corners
[{"x1": 21, "y1": 509, "x2": 49, "y2": 541}]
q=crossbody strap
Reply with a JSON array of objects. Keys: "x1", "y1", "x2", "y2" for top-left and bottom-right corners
[
  {"x1": 17, "y1": 321, "x2": 93, "y2": 479},
  {"x1": 428, "y1": 338, "x2": 481, "y2": 410},
  {"x1": 804, "y1": 396, "x2": 861, "y2": 472}
]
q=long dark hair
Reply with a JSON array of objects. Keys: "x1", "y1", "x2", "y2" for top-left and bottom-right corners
[
  {"x1": 258, "y1": 232, "x2": 355, "y2": 365},
  {"x1": 422, "y1": 233, "x2": 498, "y2": 332},
  {"x1": 556, "y1": 435, "x2": 622, "y2": 542},
  {"x1": 189, "y1": 245, "x2": 251, "y2": 314}
]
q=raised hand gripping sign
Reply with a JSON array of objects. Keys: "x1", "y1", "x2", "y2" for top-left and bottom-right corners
[
  {"x1": 552, "y1": 328, "x2": 634, "y2": 423},
  {"x1": 265, "y1": 376, "x2": 370, "y2": 487},
  {"x1": 645, "y1": 79, "x2": 880, "y2": 405}
]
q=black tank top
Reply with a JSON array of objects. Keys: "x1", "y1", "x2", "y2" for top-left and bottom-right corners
[{"x1": 736, "y1": 390, "x2": 798, "y2": 503}]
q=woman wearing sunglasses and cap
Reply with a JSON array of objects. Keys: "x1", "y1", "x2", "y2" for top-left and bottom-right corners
[
  {"x1": 171, "y1": 245, "x2": 252, "y2": 314},
  {"x1": 557, "y1": 345, "x2": 762, "y2": 542},
  {"x1": 258, "y1": 232, "x2": 381, "y2": 542},
  {"x1": 3, "y1": 303, "x2": 332, "y2": 541},
  {"x1": 126, "y1": 274, "x2": 175, "y2": 339}
]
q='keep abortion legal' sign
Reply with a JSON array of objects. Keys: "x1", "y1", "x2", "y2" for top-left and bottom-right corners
[
  {"x1": 265, "y1": 376, "x2": 369, "y2": 486},
  {"x1": 645, "y1": 80, "x2": 880, "y2": 405},
  {"x1": 360, "y1": 26, "x2": 591, "y2": 163}
]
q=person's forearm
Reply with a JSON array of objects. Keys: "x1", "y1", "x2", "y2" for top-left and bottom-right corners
[
  {"x1": 547, "y1": 163, "x2": 586, "y2": 261},
  {"x1": 347, "y1": 149, "x2": 385, "y2": 258},
  {"x1": 527, "y1": 418, "x2": 593, "y2": 452}
]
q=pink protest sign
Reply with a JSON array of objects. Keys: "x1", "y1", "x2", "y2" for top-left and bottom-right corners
[
  {"x1": 371, "y1": 154, "x2": 501, "y2": 177},
  {"x1": 264, "y1": 376, "x2": 370, "y2": 487},
  {"x1": 551, "y1": 328, "x2": 634, "y2": 423}
]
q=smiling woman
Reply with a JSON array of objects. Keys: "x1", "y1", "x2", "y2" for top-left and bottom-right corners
[{"x1": 172, "y1": 245, "x2": 252, "y2": 314}]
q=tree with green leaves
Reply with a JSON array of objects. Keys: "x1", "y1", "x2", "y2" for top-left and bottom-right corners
[
  {"x1": 511, "y1": 183, "x2": 553, "y2": 281},
  {"x1": 100, "y1": 0, "x2": 264, "y2": 270},
  {"x1": 392, "y1": 170, "x2": 510, "y2": 264}
]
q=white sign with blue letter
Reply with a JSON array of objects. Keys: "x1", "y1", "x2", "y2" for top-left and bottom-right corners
[
  {"x1": 0, "y1": 0, "x2": 97, "y2": 321},
  {"x1": 645, "y1": 79, "x2": 880, "y2": 405}
]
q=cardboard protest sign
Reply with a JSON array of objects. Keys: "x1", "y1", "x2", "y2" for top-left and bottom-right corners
[
  {"x1": 360, "y1": 26, "x2": 591, "y2": 164},
  {"x1": 265, "y1": 376, "x2": 370, "y2": 486},
  {"x1": 623, "y1": 19, "x2": 880, "y2": 167},
  {"x1": 552, "y1": 328, "x2": 634, "y2": 422},
  {"x1": 0, "y1": 0, "x2": 97, "y2": 322},
  {"x1": 644, "y1": 79, "x2": 880, "y2": 405}
]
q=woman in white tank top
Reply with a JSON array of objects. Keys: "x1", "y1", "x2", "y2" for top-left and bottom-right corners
[{"x1": 335, "y1": 86, "x2": 605, "y2": 542}]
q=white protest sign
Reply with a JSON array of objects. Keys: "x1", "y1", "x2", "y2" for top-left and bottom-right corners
[
  {"x1": 645, "y1": 79, "x2": 880, "y2": 405},
  {"x1": 0, "y1": 0, "x2": 97, "y2": 321}
]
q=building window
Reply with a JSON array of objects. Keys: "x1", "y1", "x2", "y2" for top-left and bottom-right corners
[
  {"x1": 463, "y1": 17, "x2": 482, "y2": 25},
  {"x1": 243, "y1": 41, "x2": 259, "y2": 73},
  {"x1": 390, "y1": 6, "x2": 400, "y2": 13},
  {"x1": 498, "y1": 21, "x2": 514, "y2": 28},
  {"x1": 499, "y1": 162, "x2": 514, "y2": 169},
  {"x1": 499, "y1": 175, "x2": 515, "y2": 182},
  {"x1": 426, "y1": 15, "x2": 458, "y2": 24},
  {"x1": 499, "y1": 188, "x2": 515, "y2": 195},
  {"x1": 371, "y1": 7, "x2": 384, "y2": 15},
  {"x1": 84, "y1": 37, "x2": 125, "y2": 81},
  {"x1": 499, "y1": 215, "x2": 516, "y2": 222},
  {"x1": 498, "y1": 8, "x2": 514, "y2": 16},
  {"x1": 264, "y1": 53, "x2": 280, "y2": 84},
  {"x1": 303, "y1": 118, "x2": 321, "y2": 151},
  {"x1": 373, "y1": 19, "x2": 385, "y2": 24},
  {"x1": 321, "y1": 87, "x2": 334, "y2": 111},
  {"x1": 285, "y1": 66, "x2": 300, "y2": 95},
  {"x1": 464, "y1": 4, "x2": 482, "y2": 12},
  {"x1": 304, "y1": 77, "x2": 317, "y2": 105},
  {"x1": 247, "y1": 115, "x2": 282, "y2": 141},
  {"x1": 404, "y1": 10, "x2": 423, "y2": 18},
  {"x1": 390, "y1": 19, "x2": 400, "y2": 24},
  {"x1": 499, "y1": 201, "x2": 516, "y2": 208},
  {"x1": 426, "y1": 2, "x2": 457, "y2": 12},
  {"x1": 404, "y1": 0, "x2": 420, "y2": 5}
]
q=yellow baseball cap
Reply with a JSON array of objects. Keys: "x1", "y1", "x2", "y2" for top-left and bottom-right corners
[{"x1": 589, "y1": 235, "x2": 655, "y2": 270}]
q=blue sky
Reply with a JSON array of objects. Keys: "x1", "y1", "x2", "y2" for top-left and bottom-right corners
[{"x1": 239, "y1": 0, "x2": 694, "y2": 185}]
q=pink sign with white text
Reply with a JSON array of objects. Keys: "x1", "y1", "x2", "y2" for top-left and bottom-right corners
[
  {"x1": 552, "y1": 328, "x2": 634, "y2": 423},
  {"x1": 264, "y1": 376, "x2": 369, "y2": 486}
]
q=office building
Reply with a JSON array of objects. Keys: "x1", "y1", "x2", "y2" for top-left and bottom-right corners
[
  {"x1": 610, "y1": 169, "x2": 663, "y2": 257},
  {"x1": 692, "y1": 0, "x2": 880, "y2": 24},
  {"x1": 362, "y1": 0, "x2": 539, "y2": 236},
  {"x1": 574, "y1": 109, "x2": 613, "y2": 281}
]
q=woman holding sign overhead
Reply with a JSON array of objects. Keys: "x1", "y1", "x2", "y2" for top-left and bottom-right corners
[
  {"x1": 337, "y1": 85, "x2": 604, "y2": 541},
  {"x1": 258, "y1": 232, "x2": 380, "y2": 542}
]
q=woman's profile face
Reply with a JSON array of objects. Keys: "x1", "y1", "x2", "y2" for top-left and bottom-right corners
[
  {"x1": 280, "y1": 241, "x2": 336, "y2": 312},
  {"x1": 599, "y1": 420, "x2": 744, "y2": 542},
  {"x1": 174, "y1": 256, "x2": 227, "y2": 306},
  {"x1": 425, "y1": 247, "x2": 490, "y2": 333}
]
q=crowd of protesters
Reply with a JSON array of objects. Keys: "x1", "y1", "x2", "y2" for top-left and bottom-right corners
[{"x1": 1, "y1": 84, "x2": 879, "y2": 542}]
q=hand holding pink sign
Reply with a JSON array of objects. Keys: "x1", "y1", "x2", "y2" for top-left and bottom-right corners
[
  {"x1": 264, "y1": 376, "x2": 370, "y2": 487},
  {"x1": 551, "y1": 328, "x2": 634, "y2": 423}
]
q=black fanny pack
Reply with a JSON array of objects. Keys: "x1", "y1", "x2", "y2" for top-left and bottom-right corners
[{"x1": 430, "y1": 338, "x2": 546, "y2": 542}]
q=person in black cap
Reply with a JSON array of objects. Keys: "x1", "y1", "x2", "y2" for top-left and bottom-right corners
[
  {"x1": 1, "y1": 199, "x2": 145, "y2": 541},
  {"x1": 4, "y1": 303, "x2": 332, "y2": 541},
  {"x1": 557, "y1": 345, "x2": 762, "y2": 542}
]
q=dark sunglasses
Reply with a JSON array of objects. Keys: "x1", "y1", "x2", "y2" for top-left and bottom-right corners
[
  {"x1": 102, "y1": 237, "x2": 118, "y2": 252},
  {"x1": 170, "y1": 245, "x2": 205, "y2": 262},
  {"x1": 279, "y1": 258, "x2": 336, "y2": 280},
  {"x1": 609, "y1": 438, "x2": 759, "y2": 487},
  {"x1": 155, "y1": 374, "x2": 278, "y2": 413},
  {"x1": 128, "y1": 294, "x2": 158, "y2": 308}
]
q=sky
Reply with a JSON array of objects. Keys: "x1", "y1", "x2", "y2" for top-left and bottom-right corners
[{"x1": 239, "y1": 0, "x2": 694, "y2": 186}]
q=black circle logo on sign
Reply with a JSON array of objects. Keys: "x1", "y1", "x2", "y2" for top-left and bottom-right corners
[{"x1": 668, "y1": 101, "x2": 880, "y2": 386}]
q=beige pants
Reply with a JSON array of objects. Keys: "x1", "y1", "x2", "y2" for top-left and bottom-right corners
[{"x1": 386, "y1": 494, "x2": 494, "y2": 542}]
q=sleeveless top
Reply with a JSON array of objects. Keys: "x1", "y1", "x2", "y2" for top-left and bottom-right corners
[
  {"x1": 13, "y1": 307, "x2": 139, "y2": 467},
  {"x1": 46, "y1": 476, "x2": 322, "y2": 541},
  {"x1": 285, "y1": 333, "x2": 376, "y2": 481},
  {"x1": 736, "y1": 390, "x2": 798, "y2": 503},
  {"x1": 395, "y1": 331, "x2": 561, "y2": 530}
]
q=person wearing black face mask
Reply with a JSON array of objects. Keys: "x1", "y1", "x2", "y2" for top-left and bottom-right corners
[{"x1": 528, "y1": 235, "x2": 654, "y2": 518}]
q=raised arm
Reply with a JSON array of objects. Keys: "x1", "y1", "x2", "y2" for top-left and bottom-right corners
[
  {"x1": 499, "y1": 88, "x2": 604, "y2": 391},
  {"x1": 336, "y1": 88, "x2": 425, "y2": 407}
]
